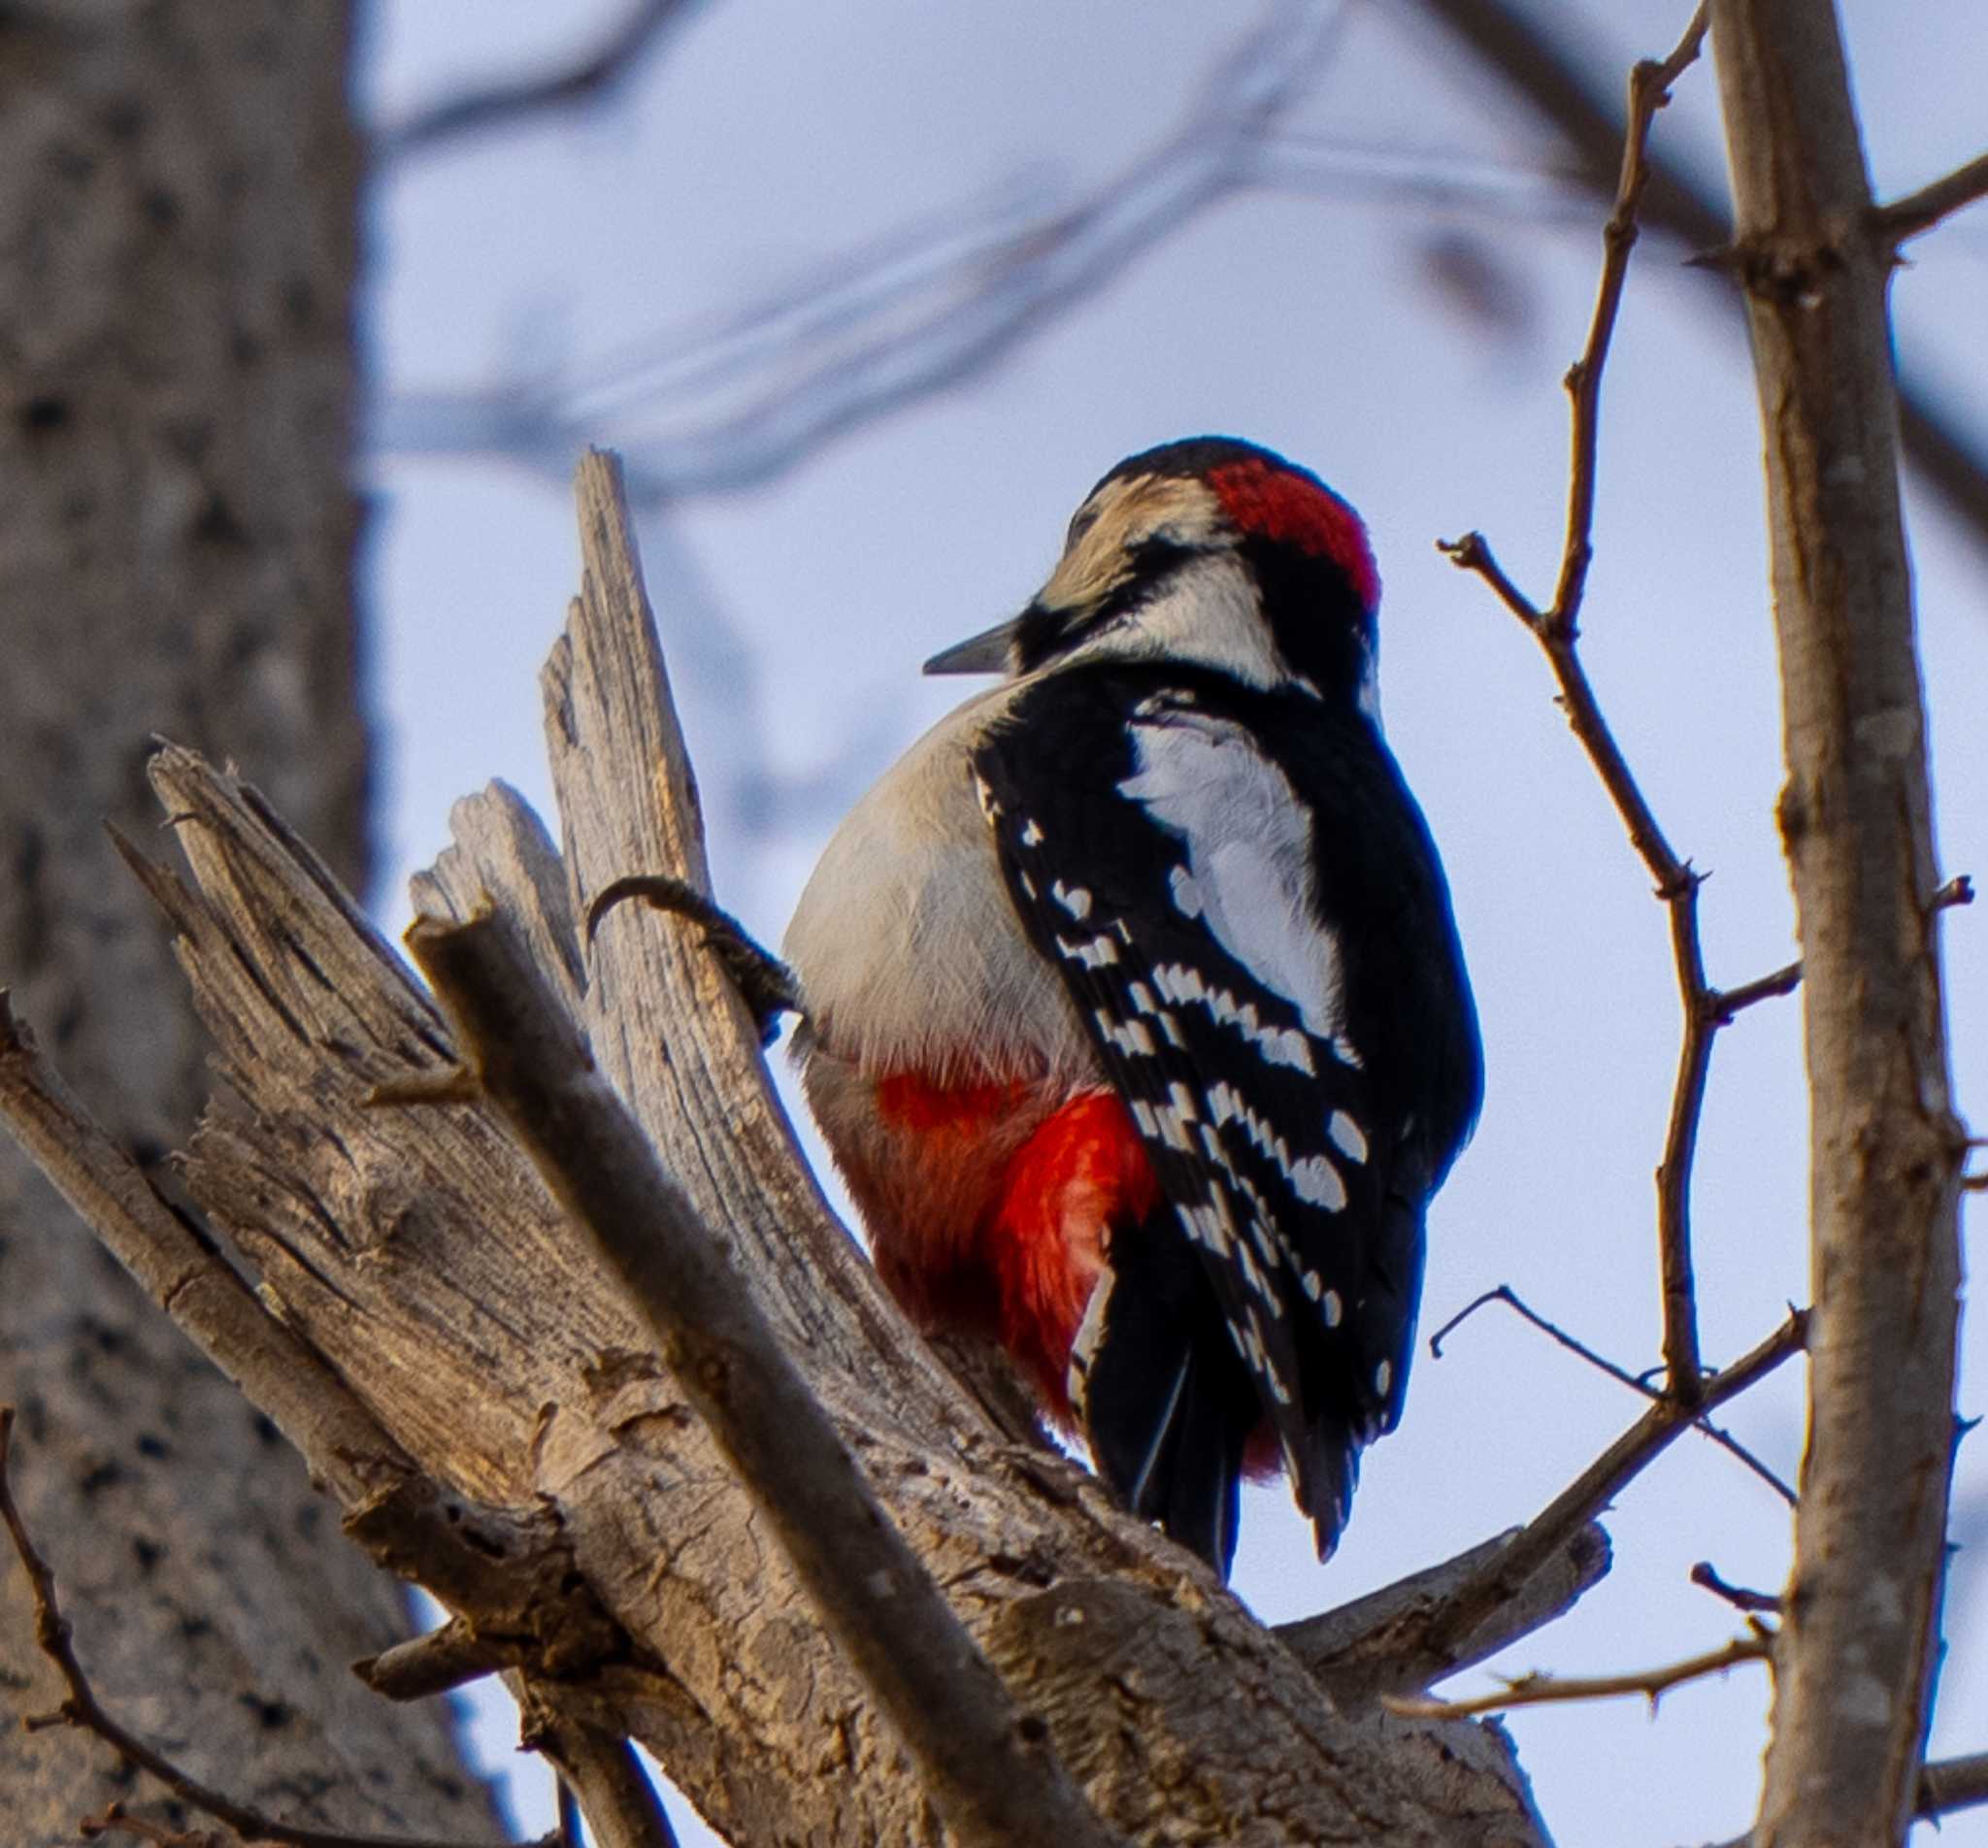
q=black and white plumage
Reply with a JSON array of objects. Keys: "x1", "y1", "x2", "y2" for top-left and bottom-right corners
[{"x1": 785, "y1": 436, "x2": 1480, "y2": 1575}]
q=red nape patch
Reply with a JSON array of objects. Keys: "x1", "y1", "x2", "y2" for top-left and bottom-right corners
[
  {"x1": 876, "y1": 1070, "x2": 1029, "y2": 1133},
  {"x1": 985, "y1": 1092, "x2": 1158, "y2": 1423},
  {"x1": 1208, "y1": 459, "x2": 1380, "y2": 612}
]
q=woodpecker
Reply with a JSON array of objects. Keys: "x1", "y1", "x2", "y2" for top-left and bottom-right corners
[{"x1": 784, "y1": 438, "x2": 1480, "y2": 1576}]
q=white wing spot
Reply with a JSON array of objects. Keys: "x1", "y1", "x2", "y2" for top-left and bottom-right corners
[
  {"x1": 1020, "y1": 818, "x2": 1044, "y2": 846},
  {"x1": 1053, "y1": 880, "x2": 1093, "y2": 920},
  {"x1": 1056, "y1": 933, "x2": 1119, "y2": 968},
  {"x1": 1322, "y1": 1290, "x2": 1343, "y2": 1328},
  {"x1": 1288, "y1": 1154, "x2": 1347, "y2": 1212},
  {"x1": 1158, "y1": 1010, "x2": 1186, "y2": 1048},
  {"x1": 1095, "y1": 1010, "x2": 1156, "y2": 1059},
  {"x1": 1169, "y1": 865, "x2": 1203, "y2": 919},
  {"x1": 1328, "y1": 1110, "x2": 1369, "y2": 1164},
  {"x1": 1374, "y1": 1359, "x2": 1393, "y2": 1398},
  {"x1": 1128, "y1": 981, "x2": 1156, "y2": 1014}
]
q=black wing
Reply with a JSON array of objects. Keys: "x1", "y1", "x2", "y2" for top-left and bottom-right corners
[{"x1": 974, "y1": 665, "x2": 1477, "y2": 1572}]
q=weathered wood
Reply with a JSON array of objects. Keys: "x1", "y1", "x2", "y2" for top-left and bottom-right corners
[
  {"x1": 3, "y1": 452, "x2": 1571, "y2": 1846},
  {"x1": 406, "y1": 904, "x2": 1126, "y2": 1848},
  {"x1": 1279, "y1": 1523, "x2": 1611, "y2": 1701}
]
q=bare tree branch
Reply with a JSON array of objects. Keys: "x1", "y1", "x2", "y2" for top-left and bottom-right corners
[
  {"x1": 1873, "y1": 148, "x2": 1988, "y2": 247},
  {"x1": 1440, "y1": 4, "x2": 1781, "y2": 1410},
  {"x1": 1407, "y1": 1310, "x2": 1806, "y2": 1672},
  {"x1": 379, "y1": 0, "x2": 705, "y2": 159},
  {"x1": 353, "y1": 1621, "x2": 508, "y2": 1703},
  {"x1": 1551, "y1": 3, "x2": 1709, "y2": 629},
  {"x1": 1920, "y1": 1752, "x2": 1988, "y2": 1824},
  {"x1": 0, "y1": 987, "x2": 410, "y2": 1510},
  {"x1": 1708, "y1": 4, "x2": 1967, "y2": 1840},
  {"x1": 1412, "y1": 0, "x2": 1988, "y2": 557},
  {"x1": 1430, "y1": 1285, "x2": 1794, "y2": 1502},
  {"x1": 1689, "y1": 1561, "x2": 1781, "y2": 1614},
  {"x1": 521, "y1": 1703, "x2": 681, "y2": 1848},
  {"x1": 1384, "y1": 1628, "x2": 1771, "y2": 1721},
  {"x1": 1697, "y1": 1748, "x2": 1988, "y2": 1847},
  {"x1": 1277, "y1": 1522, "x2": 1610, "y2": 1700}
]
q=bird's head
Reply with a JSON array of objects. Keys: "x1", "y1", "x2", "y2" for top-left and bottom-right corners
[{"x1": 926, "y1": 437, "x2": 1381, "y2": 718}]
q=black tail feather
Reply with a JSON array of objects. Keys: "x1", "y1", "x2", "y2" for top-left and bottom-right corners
[{"x1": 1082, "y1": 1226, "x2": 1253, "y2": 1575}]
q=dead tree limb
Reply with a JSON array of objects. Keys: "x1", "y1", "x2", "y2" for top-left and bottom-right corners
[{"x1": 399, "y1": 904, "x2": 1124, "y2": 1848}]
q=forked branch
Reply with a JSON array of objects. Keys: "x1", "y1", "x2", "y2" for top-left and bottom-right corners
[
  {"x1": 1408, "y1": 1309, "x2": 1806, "y2": 1666},
  {"x1": 1431, "y1": 1285, "x2": 1794, "y2": 1502},
  {"x1": 1441, "y1": 3, "x2": 1790, "y2": 1407}
]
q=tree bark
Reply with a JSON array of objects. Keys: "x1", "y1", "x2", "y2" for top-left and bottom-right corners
[
  {"x1": 1708, "y1": 4, "x2": 1967, "y2": 1843},
  {"x1": 0, "y1": 5, "x2": 495, "y2": 1838}
]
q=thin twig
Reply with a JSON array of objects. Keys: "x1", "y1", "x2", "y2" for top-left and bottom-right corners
[
  {"x1": 1430, "y1": 1286, "x2": 1794, "y2": 1502},
  {"x1": 1383, "y1": 1628, "x2": 1771, "y2": 1720},
  {"x1": 1713, "y1": 959, "x2": 1803, "y2": 1020},
  {"x1": 1408, "y1": 1310, "x2": 1807, "y2": 1666},
  {"x1": 379, "y1": 0, "x2": 702, "y2": 158},
  {"x1": 0, "y1": 1409, "x2": 548, "y2": 1848},
  {"x1": 399, "y1": 908, "x2": 1126, "y2": 1848},
  {"x1": 1440, "y1": 5, "x2": 1784, "y2": 1412},
  {"x1": 1551, "y1": 2, "x2": 1709, "y2": 631},
  {"x1": 1872, "y1": 149, "x2": 1988, "y2": 247},
  {"x1": 1410, "y1": 0, "x2": 1988, "y2": 559},
  {"x1": 1921, "y1": 1752, "x2": 1988, "y2": 1823},
  {"x1": 1690, "y1": 1561, "x2": 1782, "y2": 1614}
]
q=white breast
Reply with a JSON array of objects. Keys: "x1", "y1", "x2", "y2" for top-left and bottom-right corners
[{"x1": 783, "y1": 685, "x2": 1096, "y2": 1085}]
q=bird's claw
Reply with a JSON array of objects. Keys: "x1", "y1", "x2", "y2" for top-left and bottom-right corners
[{"x1": 586, "y1": 874, "x2": 801, "y2": 1046}]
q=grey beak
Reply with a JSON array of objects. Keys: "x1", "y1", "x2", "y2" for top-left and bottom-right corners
[{"x1": 922, "y1": 613, "x2": 1025, "y2": 676}]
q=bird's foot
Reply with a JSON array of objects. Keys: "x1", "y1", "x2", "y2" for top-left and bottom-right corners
[{"x1": 586, "y1": 874, "x2": 801, "y2": 1046}]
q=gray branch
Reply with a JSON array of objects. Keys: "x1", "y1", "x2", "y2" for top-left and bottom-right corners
[{"x1": 1709, "y1": 2, "x2": 1966, "y2": 1840}]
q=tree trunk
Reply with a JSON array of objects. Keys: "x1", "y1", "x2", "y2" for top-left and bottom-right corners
[
  {"x1": 0, "y1": 6, "x2": 497, "y2": 1837},
  {"x1": 1709, "y1": 3, "x2": 1967, "y2": 1843}
]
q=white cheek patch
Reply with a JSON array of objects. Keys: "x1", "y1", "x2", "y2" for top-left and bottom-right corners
[{"x1": 1117, "y1": 710, "x2": 1345, "y2": 1044}]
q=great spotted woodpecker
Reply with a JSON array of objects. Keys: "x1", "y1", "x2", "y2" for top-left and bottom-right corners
[{"x1": 783, "y1": 438, "x2": 1481, "y2": 1576}]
